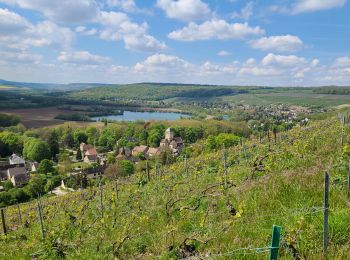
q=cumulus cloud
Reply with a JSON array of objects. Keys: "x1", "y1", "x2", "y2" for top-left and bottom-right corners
[
  {"x1": 249, "y1": 35, "x2": 304, "y2": 52},
  {"x1": 262, "y1": 53, "x2": 307, "y2": 67},
  {"x1": 134, "y1": 54, "x2": 190, "y2": 72},
  {"x1": 156, "y1": 0, "x2": 211, "y2": 21},
  {"x1": 217, "y1": 51, "x2": 232, "y2": 57},
  {"x1": 332, "y1": 57, "x2": 350, "y2": 67},
  {"x1": 58, "y1": 51, "x2": 111, "y2": 65},
  {"x1": 0, "y1": 9, "x2": 74, "y2": 51},
  {"x1": 0, "y1": 8, "x2": 30, "y2": 34},
  {"x1": 0, "y1": 49, "x2": 42, "y2": 64},
  {"x1": 107, "y1": 0, "x2": 149, "y2": 14},
  {"x1": 98, "y1": 11, "x2": 167, "y2": 52},
  {"x1": 168, "y1": 19, "x2": 264, "y2": 41},
  {"x1": 0, "y1": 0, "x2": 99, "y2": 24},
  {"x1": 292, "y1": 0, "x2": 346, "y2": 14}
]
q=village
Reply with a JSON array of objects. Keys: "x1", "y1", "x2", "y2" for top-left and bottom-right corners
[{"x1": 0, "y1": 128, "x2": 183, "y2": 195}]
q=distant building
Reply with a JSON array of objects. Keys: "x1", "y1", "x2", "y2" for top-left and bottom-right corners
[
  {"x1": 146, "y1": 147, "x2": 160, "y2": 158},
  {"x1": 80, "y1": 143, "x2": 94, "y2": 154},
  {"x1": 84, "y1": 148, "x2": 98, "y2": 163},
  {"x1": 132, "y1": 145, "x2": 149, "y2": 157},
  {"x1": 160, "y1": 128, "x2": 184, "y2": 155},
  {"x1": 7, "y1": 167, "x2": 28, "y2": 186},
  {"x1": 9, "y1": 154, "x2": 25, "y2": 165}
]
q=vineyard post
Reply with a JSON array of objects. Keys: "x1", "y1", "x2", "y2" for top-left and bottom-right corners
[
  {"x1": 184, "y1": 156, "x2": 188, "y2": 177},
  {"x1": 115, "y1": 180, "x2": 119, "y2": 200},
  {"x1": 99, "y1": 181, "x2": 103, "y2": 218},
  {"x1": 16, "y1": 203, "x2": 22, "y2": 226},
  {"x1": 348, "y1": 159, "x2": 350, "y2": 199},
  {"x1": 341, "y1": 116, "x2": 345, "y2": 146},
  {"x1": 324, "y1": 171, "x2": 329, "y2": 255},
  {"x1": 269, "y1": 225, "x2": 281, "y2": 260},
  {"x1": 259, "y1": 133, "x2": 262, "y2": 144},
  {"x1": 37, "y1": 198, "x2": 45, "y2": 239},
  {"x1": 222, "y1": 144, "x2": 228, "y2": 189},
  {"x1": 146, "y1": 160, "x2": 150, "y2": 181},
  {"x1": 155, "y1": 161, "x2": 159, "y2": 192},
  {"x1": 1, "y1": 208, "x2": 7, "y2": 235}
]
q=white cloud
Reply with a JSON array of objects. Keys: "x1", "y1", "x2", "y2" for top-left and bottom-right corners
[
  {"x1": 0, "y1": 0, "x2": 99, "y2": 24},
  {"x1": 0, "y1": 8, "x2": 30, "y2": 34},
  {"x1": 0, "y1": 9, "x2": 74, "y2": 51},
  {"x1": 156, "y1": 0, "x2": 211, "y2": 21},
  {"x1": 98, "y1": 11, "x2": 167, "y2": 52},
  {"x1": 249, "y1": 35, "x2": 304, "y2": 52},
  {"x1": 107, "y1": 0, "x2": 148, "y2": 14},
  {"x1": 292, "y1": 0, "x2": 346, "y2": 14},
  {"x1": 217, "y1": 51, "x2": 232, "y2": 56},
  {"x1": 58, "y1": 51, "x2": 111, "y2": 65},
  {"x1": 262, "y1": 53, "x2": 307, "y2": 67},
  {"x1": 333, "y1": 57, "x2": 350, "y2": 67},
  {"x1": 0, "y1": 49, "x2": 42, "y2": 64},
  {"x1": 134, "y1": 53, "x2": 190, "y2": 72},
  {"x1": 231, "y1": 2, "x2": 254, "y2": 21},
  {"x1": 168, "y1": 19, "x2": 264, "y2": 41}
]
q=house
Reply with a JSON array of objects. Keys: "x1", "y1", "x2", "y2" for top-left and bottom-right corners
[
  {"x1": 84, "y1": 148, "x2": 98, "y2": 163},
  {"x1": 132, "y1": 145, "x2": 149, "y2": 157},
  {"x1": 80, "y1": 143, "x2": 94, "y2": 154},
  {"x1": 159, "y1": 128, "x2": 184, "y2": 155},
  {"x1": 9, "y1": 154, "x2": 25, "y2": 165},
  {"x1": 7, "y1": 167, "x2": 28, "y2": 186},
  {"x1": 146, "y1": 147, "x2": 160, "y2": 158}
]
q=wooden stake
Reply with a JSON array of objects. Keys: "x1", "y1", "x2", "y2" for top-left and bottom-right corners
[
  {"x1": 184, "y1": 156, "x2": 188, "y2": 177},
  {"x1": 37, "y1": 198, "x2": 45, "y2": 239},
  {"x1": 348, "y1": 159, "x2": 350, "y2": 199},
  {"x1": 223, "y1": 145, "x2": 228, "y2": 189},
  {"x1": 16, "y1": 203, "x2": 22, "y2": 226},
  {"x1": 99, "y1": 181, "x2": 103, "y2": 218},
  {"x1": 155, "y1": 162, "x2": 159, "y2": 192},
  {"x1": 146, "y1": 160, "x2": 150, "y2": 181},
  {"x1": 324, "y1": 171, "x2": 329, "y2": 255},
  {"x1": 1, "y1": 208, "x2": 7, "y2": 235}
]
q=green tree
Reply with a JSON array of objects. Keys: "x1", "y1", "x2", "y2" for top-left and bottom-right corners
[
  {"x1": 48, "y1": 130, "x2": 59, "y2": 159},
  {"x1": 147, "y1": 129, "x2": 163, "y2": 147},
  {"x1": 76, "y1": 148, "x2": 82, "y2": 160},
  {"x1": 74, "y1": 131, "x2": 88, "y2": 147},
  {"x1": 23, "y1": 138, "x2": 51, "y2": 162},
  {"x1": 62, "y1": 130, "x2": 74, "y2": 148},
  {"x1": 26, "y1": 175, "x2": 46, "y2": 197},
  {"x1": 3, "y1": 180, "x2": 14, "y2": 191},
  {"x1": 37, "y1": 159, "x2": 55, "y2": 175}
]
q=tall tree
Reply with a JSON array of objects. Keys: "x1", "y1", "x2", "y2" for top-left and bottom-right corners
[{"x1": 48, "y1": 130, "x2": 59, "y2": 159}]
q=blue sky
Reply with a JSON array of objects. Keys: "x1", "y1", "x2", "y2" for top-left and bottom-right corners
[{"x1": 0, "y1": 0, "x2": 349, "y2": 86}]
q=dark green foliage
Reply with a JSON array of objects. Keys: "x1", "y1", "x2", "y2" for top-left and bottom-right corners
[
  {"x1": 74, "y1": 131, "x2": 88, "y2": 146},
  {"x1": 37, "y1": 159, "x2": 55, "y2": 175},
  {"x1": 55, "y1": 113, "x2": 92, "y2": 122},
  {"x1": 76, "y1": 149, "x2": 82, "y2": 160},
  {"x1": 0, "y1": 113, "x2": 20, "y2": 127},
  {"x1": 62, "y1": 130, "x2": 75, "y2": 148},
  {"x1": 26, "y1": 175, "x2": 46, "y2": 197},
  {"x1": 3, "y1": 180, "x2": 14, "y2": 191},
  {"x1": 119, "y1": 160, "x2": 134, "y2": 177},
  {"x1": 0, "y1": 131, "x2": 24, "y2": 156},
  {"x1": 48, "y1": 130, "x2": 59, "y2": 159}
]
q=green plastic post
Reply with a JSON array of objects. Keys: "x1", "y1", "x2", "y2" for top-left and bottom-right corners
[{"x1": 270, "y1": 225, "x2": 281, "y2": 260}]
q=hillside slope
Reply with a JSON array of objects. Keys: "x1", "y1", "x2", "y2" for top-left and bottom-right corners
[{"x1": 1, "y1": 115, "x2": 350, "y2": 259}]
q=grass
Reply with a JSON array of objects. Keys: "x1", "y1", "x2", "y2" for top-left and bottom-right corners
[{"x1": 0, "y1": 113, "x2": 350, "y2": 259}]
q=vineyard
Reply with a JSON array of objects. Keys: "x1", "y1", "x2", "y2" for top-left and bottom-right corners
[{"x1": 1, "y1": 114, "x2": 350, "y2": 259}]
